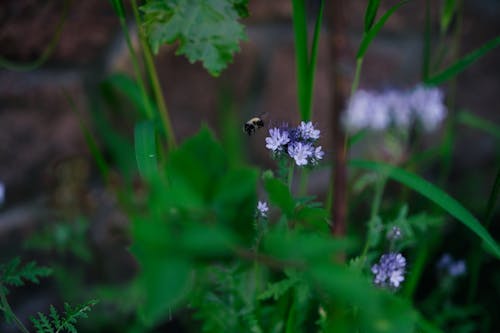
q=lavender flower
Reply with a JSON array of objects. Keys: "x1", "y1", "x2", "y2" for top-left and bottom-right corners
[
  {"x1": 437, "y1": 254, "x2": 466, "y2": 277},
  {"x1": 287, "y1": 142, "x2": 313, "y2": 166},
  {"x1": 312, "y1": 146, "x2": 324, "y2": 163},
  {"x1": 342, "y1": 84, "x2": 446, "y2": 133},
  {"x1": 256, "y1": 201, "x2": 269, "y2": 218},
  {"x1": 409, "y1": 85, "x2": 447, "y2": 131},
  {"x1": 387, "y1": 226, "x2": 402, "y2": 240},
  {"x1": 265, "y1": 127, "x2": 290, "y2": 152},
  {"x1": 298, "y1": 121, "x2": 320, "y2": 140},
  {"x1": 371, "y1": 252, "x2": 407, "y2": 288}
]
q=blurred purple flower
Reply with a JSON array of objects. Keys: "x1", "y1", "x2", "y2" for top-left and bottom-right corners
[{"x1": 372, "y1": 252, "x2": 407, "y2": 288}]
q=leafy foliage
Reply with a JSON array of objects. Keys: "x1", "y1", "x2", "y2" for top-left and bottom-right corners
[
  {"x1": 140, "y1": 0, "x2": 248, "y2": 76},
  {"x1": 0, "y1": 257, "x2": 52, "y2": 293},
  {"x1": 30, "y1": 300, "x2": 98, "y2": 333}
]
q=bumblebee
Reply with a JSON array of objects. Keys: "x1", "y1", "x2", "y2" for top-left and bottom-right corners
[{"x1": 244, "y1": 117, "x2": 265, "y2": 136}]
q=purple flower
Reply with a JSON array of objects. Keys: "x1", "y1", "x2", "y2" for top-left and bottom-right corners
[
  {"x1": 436, "y1": 254, "x2": 466, "y2": 277},
  {"x1": 265, "y1": 128, "x2": 290, "y2": 152},
  {"x1": 311, "y1": 146, "x2": 324, "y2": 164},
  {"x1": 409, "y1": 85, "x2": 447, "y2": 132},
  {"x1": 371, "y1": 252, "x2": 407, "y2": 288},
  {"x1": 287, "y1": 142, "x2": 313, "y2": 166},
  {"x1": 387, "y1": 226, "x2": 402, "y2": 240},
  {"x1": 256, "y1": 201, "x2": 269, "y2": 218},
  {"x1": 298, "y1": 121, "x2": 320, "y2": 140}
]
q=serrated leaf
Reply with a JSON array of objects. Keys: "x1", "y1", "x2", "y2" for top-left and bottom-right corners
[{"x1": 141, "y1": 0, "x2": 248, "y2": 76}]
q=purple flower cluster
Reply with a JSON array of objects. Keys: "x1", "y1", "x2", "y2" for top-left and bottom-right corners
[
  {"x1": 436, "y1": 254, "x2": 466, "y2": 277},
  {"x1": 371, "y1": 252, "x2": 407, "y2": 289},
  {"x1": 265, "y1": 122, "x2": 324, "y2": 167},
  {"x1": 256, "y1": 200, "x2": 269, "y2": 218},
  {"x1": 343, "y1": 84, "x2": 447, "y2": 133}
]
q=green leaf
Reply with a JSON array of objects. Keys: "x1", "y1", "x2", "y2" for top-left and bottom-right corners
[
  {"x1": 102, "y1": 73, "x2": 157, "y2": 119},
  {"x1": 138, "y1": 257, "x2": 193, "y2": 325},
  {"x1": 440, "y1": 0, "x2": 456, "y2": 33},
  {"x1": 357, "y1": 0, "x2": 408, "y2": 59},
  {"x1": 294, "y1": 206, "x2": 330, "y2": 233},
  {"x1": 134, "y1": 120, "x2": 158, "y2": 180},
  {"x1": 141, "y1": 0, "x2": 248, "y2": 76},
  {"x1": 264, "y1": 177, "x2": 295, "y2": 217},
  {"x1": 425, "y1": 35, "x2": 500, "y2": 85},
  {"x1": 349, "y1": 160, "x2": 500, "y2": 259},
  {"x1": 457, "y1": 110, "x2": 500, "y2": 140},
  {"x1": 0, "y1": 258, "x2": 52, "y2": 290},
  {"x1": 364, "y1": 0, "x2": 381, "y2": 32}
]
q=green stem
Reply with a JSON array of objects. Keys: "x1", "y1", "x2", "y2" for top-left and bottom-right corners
[
  {"x1": 351, "y1": 58, "x2": 364, "y2": 95},
  {"x1": 288, "y1": 163, "x2": 295, "y2": 192},
  {"x1": 298, "y1": 168, "x2": 309, "y2": 196},
  {"x1": 130, "y1": 0, "x2": 177, "y2": 150},
  {"x1": 114, "y1": 0, "x2": 154, "y2": 120},
  {"x1": 0, "y1": 283, "x2": 31, "y2": 333},
  {"x1": 361, "y1": 175, "x2": 387, "y2": 259}
]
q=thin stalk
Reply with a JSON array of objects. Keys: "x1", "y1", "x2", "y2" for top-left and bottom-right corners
[
  {"x1": 361, "y1": 176, "x2": 387, "y2": 259},
  {"x1": 130, "y1": 0, "x2": 177, "y2": 150},
  {"x1": 114, "y1": 0, "x2": 154, "y2": 120},
  {"x1": 422, "y1": 0, "x2": 431, "y2": 80},
  {"x1": 0, "y1": 283, "x2": 31, "y2": 333},
  {"x1": 291, "y1": 0, "x2": 309, "y2": 121},
  {"x1": 299, "y1": 169, "x2": 309, "y2": 196},
  {"x1": 288, "y1": 163, "x2": 295, "y2": 191},
  {"x1": 351, "y1": 58, "x2": 364, "y2": 95}
]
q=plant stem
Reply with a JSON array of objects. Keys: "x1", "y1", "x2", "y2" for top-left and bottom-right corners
[
  {"x1": 130, "y1": 0, "x2": 177, "y2": 150},
  {"x1": 0, "y1": 283, "x2": 31, "y2": 333},
  {"x1": 361, "y1": 175, "x2": 387, "y2": 259},
  {"x1": 288, "y1": 162, "x2": 295, "y2": 192},
  {"x1": 351, "y1": 58, "x2": 364, "y2": 95},
  {"x1": 114, "y1": 0, "x2": 154, "y2": 120},
  {"x1": 298, "y1": 168, "x2": 309, "y2": 196}
]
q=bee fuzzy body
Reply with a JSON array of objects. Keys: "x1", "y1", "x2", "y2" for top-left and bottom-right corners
[{"x1": 244, "y1": 117, "x2": 265, "y2": 136}]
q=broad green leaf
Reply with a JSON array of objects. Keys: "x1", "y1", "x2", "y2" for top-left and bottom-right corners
[
  {"x1": 264, "y1": 177, "x2": 295, "y2": 217},
  {"x1": 364, "y1": 0, "x2": 381, "y2": 32},
  {"x1": 349, "y1": 160, "x2": 500, "y2": 259},
  {"x1": 141, "y1": 0, "x2": 248, "y2": 76},
  {"x1": 457, "y1": 110, "x2": 500, "y2": 140},
  {"x1": 134, "y1": 120, "x2": 158, "y2": 180},
  {"x1": 357, "y1": 0, "x2": 408, "y2": 59},
  {"x1": 425, "y1": 35, "x2": 500, "y2": 85}
]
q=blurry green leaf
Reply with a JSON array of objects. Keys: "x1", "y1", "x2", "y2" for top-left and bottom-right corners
[
  {"x1": 440, "y1": 0, "x2": 456, "y2": 33},
  {"x1": 357, "y1": 0, "x2": 408, "y2": 59},
  {"x1": 103, "y1": 73, "x2": 157, "y2": 119},
  {"x1": 457, "y1": 110, "x2": 500, "y2": 140},
  {"x1": 294, "y1": 206, "x2": 330, "y2": 233},
  {"x1": 264, "y1": 178, "x2": 295, "y2": 217},
  {"x1": 138, "y1": 257, "x2": 193, "y2": 325},
  {"x1": 134, "y1": 120, "x2": 158, "y2": 180},
  {"x1": 425, "y1": 35, "x2": 500, "y2": 85},
  {"x1": 0, "y1": 258, "x2": 52, "y2": 291},
  {"x1": 179, "y1": 226, "x2": 237, "y2": 258},
  {"x1": 258, "y1": 275, "x2": 299, "y2": 301},
  {"x1": 350, "y1": 160, "x2": 500, "y2": 259},
  {"x1": 364, "y1": 0, "x2": 381, "y2": 32},
  {"x1": 263, "y1": 231, "x2": 352, "y2": 263},
  {"x1": 141, "y1": 0, "x2": 248, "y2": 76},
  {"x1": 168, "y1": 127, "x2": 227, "y2": 202}
]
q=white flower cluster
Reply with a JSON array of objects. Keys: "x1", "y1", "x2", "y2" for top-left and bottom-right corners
[
  {"x1": 343, "y1": 84, "x2": 447, "y2": 132},
  {"x1": 265, "y1": 121, "x2": 324, "y2": 167}
]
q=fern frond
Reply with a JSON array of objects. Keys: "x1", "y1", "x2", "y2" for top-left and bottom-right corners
[
  {"x1": 30, "y1": 300, "x2": 98, "y2": 333},
  {"x1": 0, "y1": 257, "x2": 52, "y2": 293},
  {"x1": 258, "y1": 276, "x2": 299, "y2": 301}
]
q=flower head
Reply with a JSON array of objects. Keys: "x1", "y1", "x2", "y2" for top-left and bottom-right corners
[
  {"x1": 409, "y1": 85, "x2": 447, "y2": 131},
  {"x1": 436, "y1": 254, "x2": 466, "y2": 277},
  {"x1": 298, "y1": 121, "x2": 320, "y2": 140},
  {"x1": 287, "y1": 142, "x2": 313, "y2": 166},
  {"x1": 265, "y1": 127, "x2": 290, "y2": 152},
  {"x1": 256, "y1": 201, "x2": 269, "y2": 218},
  {"x1": 387, "y1": 226, "x2": 402, "y2": 240},
  {"x1": 371, "y1": 252, "x2": 407, "y2": 289}
]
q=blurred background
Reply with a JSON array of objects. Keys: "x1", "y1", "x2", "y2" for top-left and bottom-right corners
[{"x1": 0, "y1": 0, "x2": 499, "y2": 332}]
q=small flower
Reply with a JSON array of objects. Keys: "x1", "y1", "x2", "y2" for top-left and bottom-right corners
[
  {"x1": 265, "y1": 128, "x2": 290, "y2": 152},
  {"x1": 311, "y1": 146, "x2": 324, "y2": 164},
  {"x1": 287, "y1": 142, "x2": 313, "y2": 166},
  {"x1": 409, "y1": 85, "x2": 447, "y2": 131},
  {"x1": 371, "y1": 252, "x2": 407, "y2": 289},
  {"x1": 436, "y1": 254, "x2": 466, "y2": 277},
  {"x1": 256, "y1": 201, "x2": 269, "y2": 218},
  {"x1": 342, "y1": 90, "x2": 375, "y2": 132},
  {"x1": 387, "y1": 226, "x2": 402, "y2": 240},
  {"x1": 298, "y1": 121, "x2": 320, "y2": 140}
]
